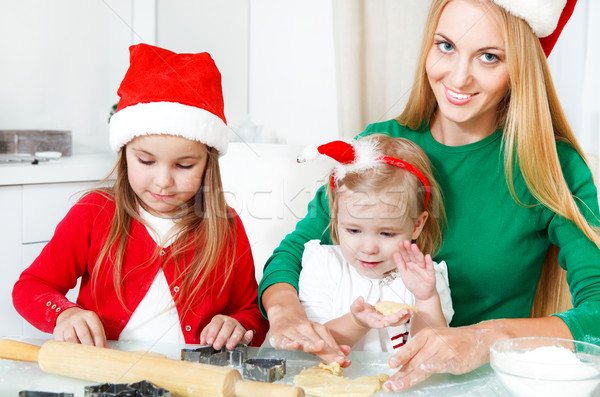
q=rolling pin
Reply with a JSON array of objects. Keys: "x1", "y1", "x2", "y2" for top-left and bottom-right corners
[{"x1": 0, "y1": 339, "x2": 304, "y2": 397}]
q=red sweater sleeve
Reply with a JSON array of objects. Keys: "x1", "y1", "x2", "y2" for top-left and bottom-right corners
[
  {"x1": 225, "y1": 212, "x2": 270, "y2": 346},
  {"x1": 12, "y1": 192, "x2": 110, "y2": 333}
]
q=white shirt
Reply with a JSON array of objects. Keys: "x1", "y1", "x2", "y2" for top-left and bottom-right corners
[
  {"x1": 118, "y1": 208, "x2": 185, "y2": 343},
  {"x1": 298, "y1": 240, "x2": 454, "y2": 352}
]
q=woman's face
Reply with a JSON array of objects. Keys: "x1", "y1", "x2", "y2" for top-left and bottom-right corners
[{"x1": 426, "y1": 0, "x2": 509, "y2": 131}]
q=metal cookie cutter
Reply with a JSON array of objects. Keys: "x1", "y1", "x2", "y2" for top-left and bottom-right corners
[
  {"x1": 19, "y1": 392, "x2": 74, "y2": 397},
  {"x1": 181, "y1": 344, "x2": 247, "y2": 366},
  {"x1": 242, "y1": 358, "x2": 286, "y2": 383},
  {"x1": 181, "y1": 344, "x2": 286, "y2": 382},
  {"x1": 84, "y1": 380, "x2": 170, "y2": 397}
]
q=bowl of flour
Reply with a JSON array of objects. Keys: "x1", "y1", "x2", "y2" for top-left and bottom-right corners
[{"x1": 490, "y1": 337, "x2": 600, "y2": 397}]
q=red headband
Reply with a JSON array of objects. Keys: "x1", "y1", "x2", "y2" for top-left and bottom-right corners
[{"x1": 376, "y1": 156, "x2": 431, "y2": 210}]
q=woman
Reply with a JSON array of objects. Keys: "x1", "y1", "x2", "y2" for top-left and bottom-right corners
[{"x1": 259, "y1": 0, "x2": 600, "y2": 391}]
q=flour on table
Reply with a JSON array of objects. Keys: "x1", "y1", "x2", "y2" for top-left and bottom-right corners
[{"x1": 294, "y1": 362, "x2": 389, "y2": 397}]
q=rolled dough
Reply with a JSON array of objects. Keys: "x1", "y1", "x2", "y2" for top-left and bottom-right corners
[
  {"x1": 294, "y1": 362, "x2": 389, "y2": 397},
  {"x1": 374, "y1": 301, "x2": 418, "y2": 316}
]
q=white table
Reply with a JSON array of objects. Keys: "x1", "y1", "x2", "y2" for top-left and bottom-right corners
[{"x1": 0, "y1": 337, "x2": 511, "y2": 396}]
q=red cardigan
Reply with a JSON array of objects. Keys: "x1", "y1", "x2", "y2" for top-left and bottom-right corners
[{"x1": 12, "y1": 192, "x2": 268, "y2": 345}]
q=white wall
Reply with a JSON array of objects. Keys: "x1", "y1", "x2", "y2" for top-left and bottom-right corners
[
  {"x1": 157, "y1": 0, "x2": 250, "y2": 138},
  {"x1": 248, "y1": 0, "x2": 339, "y2": 145},
  {"x1": 0, "y1": 0, "x2": 131, "y2": 153},
  {"x1": 0, "y1": 1, "x2": 338, "y2": 153},
  {"x1": 547, "y1": 0, "x2": 600, "y2": 157}
]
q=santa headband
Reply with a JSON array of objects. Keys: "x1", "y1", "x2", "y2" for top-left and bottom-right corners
[
  {"x1": 298, "y1": 140, "x2": 431, "y2": 210},
  {"x1": 109, "y1": 44, "x2": 231, "y2": 155},
  {"x1": 491, "y1": 0, "x2": 577, "y2": 57}
]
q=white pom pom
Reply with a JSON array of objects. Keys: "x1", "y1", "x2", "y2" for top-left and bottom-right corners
[{"x1": 297, "y1": 145, "x2": 321, "y2": 163}]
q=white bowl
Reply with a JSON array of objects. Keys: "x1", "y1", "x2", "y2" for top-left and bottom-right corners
[{"x1": 490, "y1": 337, "x2": 600, "y2": 397}]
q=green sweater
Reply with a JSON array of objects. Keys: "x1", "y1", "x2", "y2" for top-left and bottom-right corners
[{"x1": 259, "y1": 120, "x2": 600, "y2": 344}]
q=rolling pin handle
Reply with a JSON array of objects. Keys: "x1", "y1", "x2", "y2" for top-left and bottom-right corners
[
  {"x1": 0, "y1": 339, "x2": 40, "y2": 363},
  {"x1": 0, "y1": 339, "x2": 41, "y2": 363}
]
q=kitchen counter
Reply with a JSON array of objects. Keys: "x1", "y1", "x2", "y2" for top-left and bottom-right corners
[
  {"x1": 0, "y1": 338, "x2": 510, "y2": 396},
  {"x1": 0, "y1": 152, "x2": 118, "y2": 186}
]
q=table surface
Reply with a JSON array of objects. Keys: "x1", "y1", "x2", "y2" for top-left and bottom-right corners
[{"x1": 0, "y1": 338, "x2": 511, "y2": 397}]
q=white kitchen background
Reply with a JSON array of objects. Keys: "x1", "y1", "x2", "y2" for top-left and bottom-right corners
[
  {"x1": 0, "y1": 0, "x2": 598, "y2": 338},
  {"x1": 1, "y1": 0, "x2": 598, "y2": 151}
]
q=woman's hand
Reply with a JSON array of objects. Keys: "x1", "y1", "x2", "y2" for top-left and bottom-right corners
[
  {"x1": 351, "y1": 296, "x2": 413, "y2": 329},
  {"x1": 54, "y1": 307, "x2": 108, "y2": 347},
  {"x1": 382, "y1": 317, "x2": 574, "y2": 391},
  {"x1": 394, "y1": 240, "x2": 436, "y2": 300},
  {"x1": 200, "y1": 315, "x2": 254, "y2": 350},
  {"x1": 383, "y1": 324, "x2": 497, "y2": 391},
  {"x1": 263, "y1": 283, "x2": 352, "y2": 367}
]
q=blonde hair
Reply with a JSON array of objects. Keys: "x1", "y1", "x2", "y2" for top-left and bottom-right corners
[
  {"x1": 328, "y1": 134, "x2": 446, "y2": 257},
  {"x1": 397, "y1": 0, "x2": 600, "y2": 316},
  {"x1": 92, "y1": 145, "x2": 237, "y2": 314}
]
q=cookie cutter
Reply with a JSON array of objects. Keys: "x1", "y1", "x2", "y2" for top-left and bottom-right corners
[
  {"x1": 84, "y1": 380, "x2": 170, "y2": 397},
  {"x1": 181, "y1": 345, "x2": 286, "y2": 382},
  {"x1": 181, "y1": 344, "x2": 247, "y2": 366},
  {"x1": 19, "y1": 392, "x2": 74, "y2": 397},
  {"x1": 242, "y1": 358, "x2": 286, "y2": 383}
]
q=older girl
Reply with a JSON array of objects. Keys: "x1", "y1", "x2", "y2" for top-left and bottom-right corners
[{"x1": 13, "y1": 44, "x2": 269, "y2": 349}]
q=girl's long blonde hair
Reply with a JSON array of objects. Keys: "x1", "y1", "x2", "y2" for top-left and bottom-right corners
[
  {"x1": 92, "y1": 145, "x2": 237, "y2": 314},
  {"x1": 328, "y1": 134, "x2": 446, "y2": 257},
  {"x1": 397, "y1": 0, "x2": 600, "y2": 316}
]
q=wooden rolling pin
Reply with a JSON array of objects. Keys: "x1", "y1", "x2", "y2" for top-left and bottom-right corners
[{"x1": 0, "y1": 339, "x2": 304, "y2": 397}]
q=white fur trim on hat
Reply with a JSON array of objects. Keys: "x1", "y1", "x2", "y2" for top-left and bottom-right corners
[
  {"x1": 109, "y1": 102, "x2": 232, "y2": 156},
  {"x1": 491, "y1": 0, "x2": 567, "y2": 37},
  {"x1": 334, "y1": 138, "x2": 380, "y2": 181},
  {"x1": 297, "y1": 145, "x2": 320, "y2": 163}
]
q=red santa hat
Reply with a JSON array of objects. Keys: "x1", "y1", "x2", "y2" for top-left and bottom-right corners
[
  {"x1": 109, "y1": 44, "x2": 231, "y2": 155},
  {"x1": 491, "y1": 0, "x2": 577, "y2": 56}
]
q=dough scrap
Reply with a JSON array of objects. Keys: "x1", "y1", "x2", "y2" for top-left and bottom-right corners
[
  {"x1": 374, "y1": 300, "x2": 418, "y2": 316},
  {"x1": 318, "y1": 362, "x2": 344, "y2": 375},
  {"x1": 294, "y1": 362, "x2": 389, "y2": 397}
]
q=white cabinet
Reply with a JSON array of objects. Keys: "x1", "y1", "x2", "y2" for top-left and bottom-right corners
[
  {"x1": 1, "y1": 182, "x2": 96, "y2": 337},
  {"x1": 0, "y1": 186, "x2": 24, "y2": 337}
]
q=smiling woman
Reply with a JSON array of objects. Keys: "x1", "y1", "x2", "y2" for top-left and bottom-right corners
[
  {"x1": 425, "y1": 0, "x2": 511, "y2": 145},
  {"x1": 259, "y1": 0, "x2": 600, "y2": 392}
]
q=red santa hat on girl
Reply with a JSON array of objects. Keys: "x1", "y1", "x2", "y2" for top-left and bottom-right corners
[
  {"x1": 109, "y1": 44, "x2": 231, "y2": 155},
  {"x1": 491, "y1": 0, "x2": 577, "y2": 56}
]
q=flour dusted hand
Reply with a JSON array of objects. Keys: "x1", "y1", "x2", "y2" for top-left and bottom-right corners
[
  {"x1": 54, "y1": 307, "x2": 108, "y2": 348},
  {"x1": 384, "y1": 323, "x2": 499, "y2": 391},
  {"x1": 200, "y1": 314, "x2": 255, "y2": 350}
]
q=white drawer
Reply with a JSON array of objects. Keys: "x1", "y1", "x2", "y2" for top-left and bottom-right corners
[{"x1": 22, "y1": 182, "x2": 99, "y2": 244}]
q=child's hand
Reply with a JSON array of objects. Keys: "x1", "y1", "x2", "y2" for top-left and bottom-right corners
[
  {"x1": 350, "y1": 297, "x2": 412, "y2": 329},
  {"x1": 53, "y1": 307, "x2": 108, "y2": 347},
  {"x1": 394, "y1": 240, "x2": 436, "y2": 300},
  {"x1": 200, "y1": 315, "x2": 254, "y2": 350}
]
